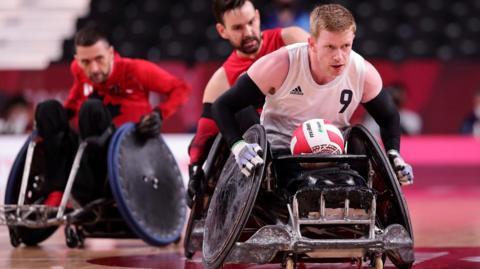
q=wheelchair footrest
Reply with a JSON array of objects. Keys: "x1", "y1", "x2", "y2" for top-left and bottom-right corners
[
  {"x1": 294, "y1": 187, "x2": 374, "y2": 221},
  {"x1": 289, "y1": 187, "x2": 377, "y2": 240}
]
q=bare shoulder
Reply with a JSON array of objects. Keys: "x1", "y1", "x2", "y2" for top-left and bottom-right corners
[
  {"x1": 362, "y1": 60, "x2": 383, "y2": 103},
  {"x1": 280, "y1": 26, "x2": 309, "y2": 45},
  {"x1": 248, "y1": 47, "x2": 290, "y2": 95},
  {"x1": 202, "y1": 67, "x2": 230, "y2": 103}
]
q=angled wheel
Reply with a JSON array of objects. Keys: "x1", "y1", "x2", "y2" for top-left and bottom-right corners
[
  {"x1": 203, "y1": 125, "x2": 268, "y2": 269},
  {"x1": 108, "y1": 123, "x2": 186, "y2": 246},
  {"x1": 345, "y1": 125, "x2": 412, "y2": 234},
  {"x1": 4, "y1": 137, "x2": 58, "y2": 247},
  {"x1": 184, "y1": 134, "x2": 229, "y2": 259},
  {"x1": 345, "y1": 125, "x2": 414, "y2": 268}
]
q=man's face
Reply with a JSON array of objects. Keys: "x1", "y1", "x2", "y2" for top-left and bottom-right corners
[
  {"x1": 75, "y1": 40, "x2": 114, "y2": 84},
  {"x1": 308, "y1": 28, "x2": 354, "y2": 78},
  {"x1": 216, "y1": 1, "x2": 261, "y2": 55}
]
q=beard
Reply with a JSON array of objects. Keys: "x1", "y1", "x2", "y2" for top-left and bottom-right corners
[
  {"x1": 88, "y1": 70, "x2": 109, "y2": 84},
  {"x1": 232, "y1": 34, "x2": 261, "y2": 55}
]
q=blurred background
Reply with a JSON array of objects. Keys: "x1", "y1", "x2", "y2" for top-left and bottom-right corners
[{"x1": 0, "y1": 0, "x2": 480, "y2": 136}]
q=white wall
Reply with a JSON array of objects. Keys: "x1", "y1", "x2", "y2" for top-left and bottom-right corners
[{"x1": 0, "y1": 134, "x2": 193, "y2": 203}]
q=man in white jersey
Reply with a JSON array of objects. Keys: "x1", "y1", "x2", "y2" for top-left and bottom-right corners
[{"x1": 212, "y1": 3, "x2": 413, "y2": 185}]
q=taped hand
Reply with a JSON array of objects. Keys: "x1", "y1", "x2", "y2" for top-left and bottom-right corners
[
  {"x1": 231, "y1": 140, "x2": 264, "y2": 177},
  {"x1": 387, "y1": 149, "x2": 414, "y2": 186}
]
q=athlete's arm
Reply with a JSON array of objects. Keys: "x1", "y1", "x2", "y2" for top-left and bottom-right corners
[
  {"x1": 188, "y1": 103, "x2": 219, "y2": 165},
  {"x1": 212, "y1": 48, "x2": 289, "y2": 147},
  {"x1": 362, "y1": 61, "x2": 413, "y2": 185},
  {"x1": 137, "y1": 60, "x2": 191, "y2": 119},
  {"x1": 212, "y1": 74, "x2": 265, "y2": 147},
  {"x1": 202, "y1": 67, "x2": 230, "y2": 103},
  {"x1": 361, "y1": 60, "x2": 401, "y2": 151},
  {"x1": 187, "y1": 67, "x2": 229, "y2": 165},
  {"x1": 280, "y1": 26, "x2": 309, "y2": 45}
]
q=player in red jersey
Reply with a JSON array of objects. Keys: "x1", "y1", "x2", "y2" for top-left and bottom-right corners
[
  {"x1": 64, "y1": 26, "x2": 190, "y2": 129},
  {"x1": 186, "y1": 0, "x2": 309, "y2": 206},
  {"x1": 35, "y1": 26, "x2": 190, "y2": 205}
]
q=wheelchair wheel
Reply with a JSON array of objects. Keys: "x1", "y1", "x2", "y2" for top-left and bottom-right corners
[
  {"x1": 184, "y1": 134, "x2": 229, "y2": 259},
  {"x1": 345, "y1": 125, "x2": 414, "y2": 268},
  {"x1": 108, "y1": 123, "x2": 186, "y2": 246},
  {"x1": 65, "y1": 225, "x2": 85, "y2": 248},
  {"x1": 184, "y1": 199, "x2": 201, "y2": 258},
  {"x1": 4, "y1": 137, "x2": 58, "y2": 247},
  {"x1": 203, "y1": 125, "x2": 268, "y2": 269},
  {"x1": 8, "y1": 228, "x2": 21, "y2": 247}
]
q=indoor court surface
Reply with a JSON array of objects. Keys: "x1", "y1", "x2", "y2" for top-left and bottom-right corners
[{"x1": 1, "y1": 165, "x2": 479, "y2": 269}]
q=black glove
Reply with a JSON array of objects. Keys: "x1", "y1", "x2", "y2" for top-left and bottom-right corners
[
  {"x1": 186, "y1": 164, "x2": 205, "y2": 208},
  {"x1": 135, "y1": 109, "x2": 162, "y2": 139}
]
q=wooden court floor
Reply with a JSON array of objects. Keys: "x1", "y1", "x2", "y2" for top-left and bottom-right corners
[{"x1": 1, "y1": 185, "x2": 480, "y2": 269}]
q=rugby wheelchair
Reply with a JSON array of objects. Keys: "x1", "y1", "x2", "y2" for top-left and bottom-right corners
[
  {"x1": 185, "y1": 124, "x2": 414, "y2": 269},
  {"x1": 1, "y1": 123, "x2": 186, "y2": 248}
]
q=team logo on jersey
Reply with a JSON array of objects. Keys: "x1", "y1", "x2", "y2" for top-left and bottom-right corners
[
  {"x1": 289, "y1": 86, "x2": 303, "y2": 95},
  {"x1": 83, "y1": 83, "x2": 93, "y2": 96}
]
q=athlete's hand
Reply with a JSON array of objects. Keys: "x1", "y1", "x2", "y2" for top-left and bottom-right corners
[
  {"x1": 231, "y1": 140, "x2": 264, "y2": 177},
  {"x1": 135, "y1": 109, "x2": 162, "y2": 139},
  {"x1": 387, "y1": 150, "x2": 414, "y2": 186}
]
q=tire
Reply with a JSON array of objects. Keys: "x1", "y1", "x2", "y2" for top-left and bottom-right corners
[{"x1": 5, "y1": 137, "x2": 58, "y2": 247}]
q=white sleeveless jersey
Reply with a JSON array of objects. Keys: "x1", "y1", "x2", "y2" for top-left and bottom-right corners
[{"x1": 260, "y1": 43, "x2": 366, "y2": 151}]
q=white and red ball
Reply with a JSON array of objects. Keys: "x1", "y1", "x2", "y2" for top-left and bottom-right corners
[{"x1": 290, "y1": 119, "x2": 344, "y2": 155}]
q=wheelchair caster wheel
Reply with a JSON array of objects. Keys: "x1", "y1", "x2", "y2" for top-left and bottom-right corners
[
  {"x1": 9, "y1": 228, "x2": 21, "y2": 247},
  {"x1": 65, "y1": 226, "x2": 78, "y2": 248},
  {"x1": 65, "y1": 226, "x2": 84, "y2": 248},
  {"x1": 76, "y1": 227, "x2": 85, "y2": 247}
]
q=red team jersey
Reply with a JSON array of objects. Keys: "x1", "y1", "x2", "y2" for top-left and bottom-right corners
[
  {"x1": 190, "y1": 28, "x2": 286, "y2": 165},
  {"x1": 64, "y1": 54, "x2": 190, "y2": 127},
  {"x1": 223, "y1": 28, "x2": 285, "y2": 86}
]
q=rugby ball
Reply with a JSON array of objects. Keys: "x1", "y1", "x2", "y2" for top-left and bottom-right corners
[{"x1": 290, "y1": 119, "x2": 344, "y2": 155}]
